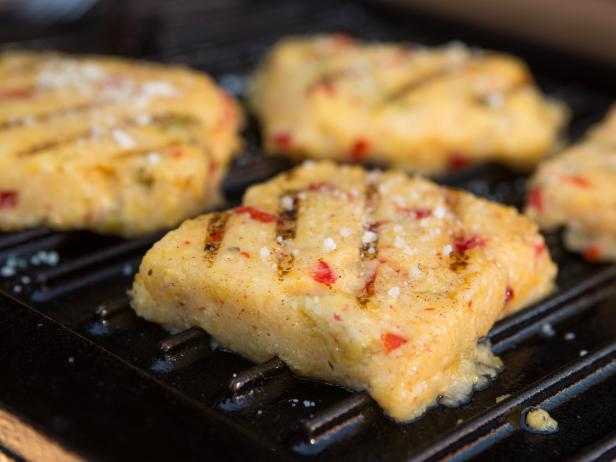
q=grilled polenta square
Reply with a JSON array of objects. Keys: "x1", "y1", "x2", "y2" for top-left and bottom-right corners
[
  {"x1": 131, "y1": 162, "x2": 556, "y2": 421},
  {"x1": 249, "y1": 35, "x2": 567, "y2": 175},
  {"x1": 527, "y1": 105, "x2": 616, "y2": 262},
  {"x1": 0, "y1": 51, "x2": 242, "y2": 236}
]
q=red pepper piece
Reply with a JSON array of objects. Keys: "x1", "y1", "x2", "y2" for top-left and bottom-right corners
[
  {"x1": 381, "y1": 332, "x2": 407, "y2": 353},
  {"x1": 583, "y1": 245, "x2": 602, "y2": 262},
  {"x1": 331, "y1": 33, "x2": 355, "y2": 49},
  {"x1": 217, "y1": 92, "x2": 237, "y2": 128},
  {"x1": 234, "y1": 206, "x2": 278, "y2": 223},
  {"x1": 308, "y1": 182, "x2": 335, "y2": 192},
  {"x1": 240, "y1": 251, "x2": 251, "y2": 259},
  {"x1": 333, "y1": 313, "x2": 342, "y2": 321},
  {"x1": 311, "y1": 259, "x2": 337, "y2": 285},
  {"x1": 98, "y1": 76, "x2": 125, "y2": 90},
  {"x1": 397, "y1": 207, "x2": 432, "y2": 219},
  {"x1": 564, "y1": 175, "x2": 591, "y2": 188},
  {"x1": 0, "y1": 88, "x2": 32, "y2": 100},
  {"x1": 349, "y1": 138, "x2": 370, "y2": 162},
  {"x1": 447, "y1": 153, "x2": 471, "y2": 171},
  {"x1": 453, "y1": 235, "x2": 485, "y2": 254},
  {"x1": 321, "y1": 80, "x2": 336, "y2": 96},
  {"x1": 170, "y1": 148, "x2": 183, "y2": 159},
  {"x1": 273, "y1": 131, "x2": 292, "y2": 148},
  {"x1": 527, "y1": 187, "x2": 543, "y2": 213},
  {"x1": 534, "y1": 242, "x2": 546, "y2": 257},
  {"x1": 505, "y1": 286, "x2": 514, "y2": 304},
  {"x1": 0, "y1": 191, "x2": 17, "y2": 209}
]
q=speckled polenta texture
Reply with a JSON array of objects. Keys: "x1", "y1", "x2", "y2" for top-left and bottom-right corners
[
  {"x1": 0, "y1": 51, "x2": 242, "y2": 236},
  {"x1": 527, "y1": 105, "x2": 616, "y2": 261},
  {"x1": 249, "y1": 35, "x2": 567, "y2": 175},
  {"x1": 131, "y1": 161, "x2": 556, "y2": 421}
]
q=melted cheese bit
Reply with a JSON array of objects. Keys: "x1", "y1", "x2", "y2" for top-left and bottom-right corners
[{"x1": 524, "y1": 408, "x2": 558, "y2": 434}]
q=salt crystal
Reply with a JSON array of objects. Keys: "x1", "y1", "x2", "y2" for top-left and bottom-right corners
[
  {"x1": 541, "y1": 323, "x2": 555, "y2": 337},
  {"x1": 564, "y1": 332, "x2": 575, "y2": 341}
]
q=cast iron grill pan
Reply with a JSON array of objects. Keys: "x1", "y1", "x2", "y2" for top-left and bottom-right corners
[{"x1": 0, "y1": 1, "x2": 615, "y2": 461}]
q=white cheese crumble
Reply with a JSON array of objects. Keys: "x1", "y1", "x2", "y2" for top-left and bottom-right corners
[
  {"x1": 388, "y1": 286, "x2": 400, "y2": 298},
  {"x1": 442, "y1": 244, "x2": 453, "y2": 256},
  {"x1": 484, "y1": 92, "x2": 505, "y2": 108},
  {"x1": 339, "y1": 227, "x2": 351, "y2": 237},
  {"x1": 147, "y1": 152, "x2": 161, "y2": 165},
  {"x1": 394, "y1": 236, "x2": 407, "y2": 249},
  {"x1": 323, "y1": 237, "x2": 337, "y2": 252},
  {"x1": 433, "y1": 206, "x2": 446, "y2": 219},
  {"x1": 409, "y1": 266, "x2": 422, "y2": 279},
  {"x1": 112, "y1": 129, "x2": 135, "y2": 149},
  {"x1": 259, "y1": 247, "x2": 270, "y2": 260},
  {"x1": 280, "y1": 195, "x2": 294, "y2": 211},
  {"x1": 362, "y1": 231, "x2": 377, "y2": 244},
  {"x1": 136, "y1": 114, "x2": 152, "y2": 125},
  {"x1": 142, "y1": 80, "x2": 178, "y2": 98}
]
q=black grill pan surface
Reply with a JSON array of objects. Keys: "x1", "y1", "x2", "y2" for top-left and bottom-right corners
[{"x1": 0, "y1": 1, "x2": 615, "y2": 461}]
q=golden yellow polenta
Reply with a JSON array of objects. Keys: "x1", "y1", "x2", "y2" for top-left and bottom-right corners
[
  {"x1": 130, "y1": 161, "x2": 556, "y2": 421},
  {"x1": 249, "y1": 35, "x2": 567, "y2": 174},
  {"x1": 0, "y1": 51, "x2": 242, "y2": 236}
]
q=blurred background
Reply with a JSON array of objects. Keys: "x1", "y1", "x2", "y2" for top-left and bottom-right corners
[{"x1": 1, "y1": 0, "x2": 615, "y2": 64}]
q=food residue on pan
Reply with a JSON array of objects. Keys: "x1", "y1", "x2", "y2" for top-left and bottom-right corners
[{"x1": 524, "y1": 407, "x2": 558, "y2": 434}]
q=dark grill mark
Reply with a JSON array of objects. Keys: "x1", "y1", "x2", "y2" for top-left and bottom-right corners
[
  {"x1": 475, "y1": 79, "x2": 531, "y2": 107},
  {"x1": 358, "y1": 181, "x2": 380, "y2": 306},
  {"x1": 449, "y1": 252, "x2": 469, "y2": 272},
  {"x1": 14, "y1": 112, "x2": 201, "y2": 158},
  {"x1": 204, "y1": 212, "x2": 230, "y2": 264},
  {"x1": 276, "y1": 192, "x2": 300, "y2": 279},
  {"x1": 0, "y1": 101, "x2": 105, "y2": 131},
  {"x1": 382, "y1": 63, "x2": 467, "y2": 103}
]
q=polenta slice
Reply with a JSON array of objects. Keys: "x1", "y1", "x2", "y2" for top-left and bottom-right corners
[
  {"x1": 249, "y1": 35, "x2": 567, "y2": 175},
  {"x1": 527, "y1": 105, "x2": 616, "y2": 261},
  {"x1": 0, "y1": 51, "x2": 242, "y2": 236},
  {"x1": 131, "y1": 161, "x2": 556, "y2": 421}
]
